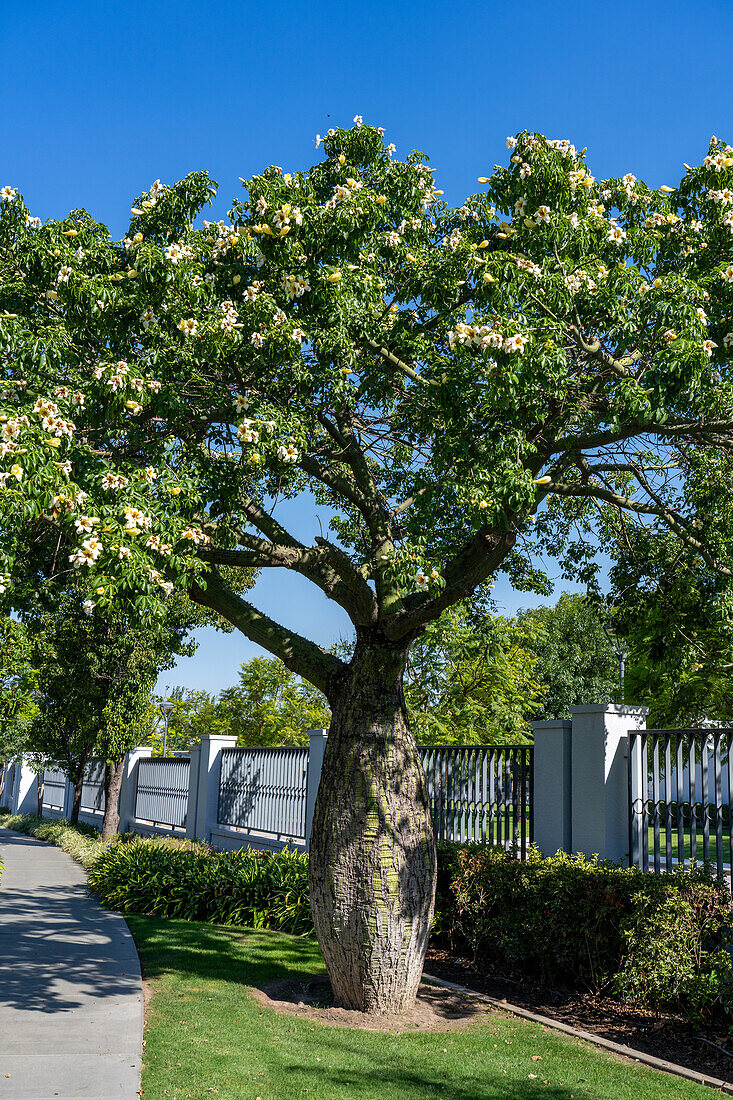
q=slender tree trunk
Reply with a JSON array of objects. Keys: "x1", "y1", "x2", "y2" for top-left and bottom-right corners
[
  {"x1": 37, "y1": 773, "x2": 44, "y2": 816},
  {"x1": 308, "y1": 634, "x2": 436, "y2": 1015},
  {"x1": 101, "y1": 759, "x2": 125, "y2": 840},
  {"x1": 68, "y1": 746, "x2": 91, "y2": 826}
]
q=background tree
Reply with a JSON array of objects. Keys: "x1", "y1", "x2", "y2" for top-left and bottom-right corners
[
  {"x1": 161, "y1": 659, "x2": 330, "y2": 748},
  {"x1": 519, "y1": 592, "x2": 618, "y2": 719},
  {"x1": 0, "y1": 618, "x2": 39, "y2": 802},
  {"x1": 610, "y1": 522, "x2": 733, "y2": 726},
  {"x1": 402, "y1": 592, "x2": 542, "y2": 743},
  {"x1": 28, "y1": 589, "x2": 198, "y2": 835},
  {"x1": 4, "y1": 125, "x2": 733, "y2": 1012}
]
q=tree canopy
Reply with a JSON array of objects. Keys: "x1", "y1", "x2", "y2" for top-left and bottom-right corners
[
  {"x1": 4, "y1": 122, "x2": 733, "y2": 1014},
  {"x1": 519, "y1": 592, "x2": 618, "y2": 720},
  {"x1": 2, "y1": 125, "x2": 733, "y2": 674}
]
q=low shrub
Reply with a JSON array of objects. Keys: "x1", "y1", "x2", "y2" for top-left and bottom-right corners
[
  {"x1": 434, "y1": 843, "x2": 733, "y2": 1024},
  {"x1": 88, "y1": 839, "x2": 312, "y2": 935}
]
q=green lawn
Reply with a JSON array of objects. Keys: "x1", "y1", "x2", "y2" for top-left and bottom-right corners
[
  {"x1": 645, "y1": 823, "x2": 731, "y2": 869},
  {"x1": 129, "y1": 917, "x2": 713, "y2": 1100}
]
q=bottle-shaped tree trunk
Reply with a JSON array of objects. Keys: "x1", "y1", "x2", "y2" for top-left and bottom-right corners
[
  {"x1": 308, "y1": 634, "x2": 436, "y2": 1014},
  {"x1": 101, "y1": 759, "x2": 125, "y2": 840}
]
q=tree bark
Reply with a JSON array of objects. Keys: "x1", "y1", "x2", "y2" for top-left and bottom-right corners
[
  {"x1": 68, "y1": 746, "x2": 91, "y2": 826},
  {"x1": 308, "y1": 633, "x2": 436, "y2": 1014},
  {"x1": 101, "y1": 759, "x2": 125, "y2": 840}
]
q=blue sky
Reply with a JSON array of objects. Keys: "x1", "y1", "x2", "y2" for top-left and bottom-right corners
[{"x1": 4, "y1": 0, "x2": 731, "y2": 693}]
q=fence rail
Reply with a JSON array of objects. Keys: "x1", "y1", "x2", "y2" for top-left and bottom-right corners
[
  {"x1": 629, "y1": 728, "x2": 733, "y2": 882},
  {"x1": 218, "y1": 746, "x2": 308, "y2": 838},
  {"x1": 135, "y1": 757, "x2": 190, "y2": 829},
  {"x1": 421, "y1": 744, "x2": 534, "y2": 859}
]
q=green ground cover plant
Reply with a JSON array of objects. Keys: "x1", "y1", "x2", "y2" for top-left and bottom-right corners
[
  {"x1": 88, "y1": 838, "x2": 310, "y2": 933},
  {"x1": 130, "y1": 916, "x2": 713, "y2": 1100}
]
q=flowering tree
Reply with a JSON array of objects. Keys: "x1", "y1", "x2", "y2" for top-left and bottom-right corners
[{"x1": 2, "y1": 121, "x2": 733, "y2": 1012}]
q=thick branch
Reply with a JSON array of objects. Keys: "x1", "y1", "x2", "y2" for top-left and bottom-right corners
[
  {"x1": 189, "y1": 568, "x2": 345, "y2": 694},
  {"x1": 199, "y1": 540, "x2": 378, "y2": 625},
  {"x1": 383, "y1": 528, "x2": 518, "y2": 640}
]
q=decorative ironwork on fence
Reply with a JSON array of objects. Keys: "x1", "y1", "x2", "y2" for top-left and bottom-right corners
[
  {"x1": 420, "y1": 744, "x2": 534, "y2": 859},
  {"x1": 628, "y1": 728, "x2": 732, "y2": 882},
  {"x1": 135, "y1": 757, "x2": 190, "y2": 829},
  {"x1": 218, "y1": 746, "x2": 308, "y2": 839},
  {"x1": 42, "y1": 767, "x2": 67, "y2": 812},
  {"x1": 81, "y1": 758, "x2": 106, "y2": 813}
]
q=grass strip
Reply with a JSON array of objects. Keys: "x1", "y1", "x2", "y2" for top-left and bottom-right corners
[{"x1": 129, "y1": 916, "x2": 714, "y2": 1100}]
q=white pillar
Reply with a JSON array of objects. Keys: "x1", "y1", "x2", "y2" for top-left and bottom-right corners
[
  {"x1": 304, "y1": 729, "x2": 328, "y2": 851},
  {"x1": 118, "y1": 747, "x2": 153, "y2": 832},
  {"x1": 195, "y1": 735, "x2": 238, "y2": 843},
  {"x1": 185, "y1": 744, "x2": 201, "y2": 840},
  {"x1": 532, "y1": 720, "x2": 572, "y2": 856},
  {"x1": 569, "y1": 704, "x2": 648, "y2": 863},
  {"x1": 11, "y1": 759, "x2": 38, "y2": 816}
]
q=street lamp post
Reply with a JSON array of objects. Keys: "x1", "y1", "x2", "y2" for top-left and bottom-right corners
[
  {"x1": 603, "y1": 623, "x2": 629, "y2": 704},
  {"x1": 158, "y1": 690, "x2": 175, "y2": 757}
]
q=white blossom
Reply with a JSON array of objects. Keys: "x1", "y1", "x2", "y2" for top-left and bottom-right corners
[{"x1": 277, "y1": 443, "x2": 299, "y2": 463}]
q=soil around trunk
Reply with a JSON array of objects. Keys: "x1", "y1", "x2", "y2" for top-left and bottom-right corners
[
  {"x1": 425, "y1": 947, "x2": 733, "y2": 1083},
  {"x1": 250, "y1": 974, "x2": 496, "y2": 1033}
]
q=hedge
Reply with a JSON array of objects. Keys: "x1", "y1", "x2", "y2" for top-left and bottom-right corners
[
  {"x1": 88, "y1": 840, "x2": 311, "y2": 934},
  {"x1": 434, "y1": 843, "x2": 733, "y2": 1024}
]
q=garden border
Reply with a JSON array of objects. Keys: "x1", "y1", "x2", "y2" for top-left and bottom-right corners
[{"x1": 422, "y1": 972, "x2": 733, "y2": 1094}]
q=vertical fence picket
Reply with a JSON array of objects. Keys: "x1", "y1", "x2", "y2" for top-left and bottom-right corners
[
  {"x1": 676, "y1": 734, "x2": 685, "y2": 869},
  {"x1": 702, "y1": 734, "x2": 710, "y2": 865},
  {"x1": 664, "y1": 733, "x2": 673, "y2": 872},
  {"x1": 715, "y1": 732, "x2": 724, "y2": 881},
  {"x1": 652, "y1": 733, "x2": 661, "y2": 873},
  {"x1": 689, "y1": 737, "x2": 697, "y2": 867},
  {"x1": 641, "y1": 732, "x2": 649, "y2": 872}
]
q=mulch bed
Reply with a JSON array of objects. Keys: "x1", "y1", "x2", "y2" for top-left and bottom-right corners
[
  {"x1": 251, "y1": 975, "x2": 498, "y2": 1033},
  {"x1": 425, "y1": 946, "x2": 733, "y2": 1083}
]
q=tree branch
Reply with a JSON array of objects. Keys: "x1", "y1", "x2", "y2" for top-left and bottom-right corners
[{"x1": 189, "y1": 568, "x2": 345, "y2": 695}]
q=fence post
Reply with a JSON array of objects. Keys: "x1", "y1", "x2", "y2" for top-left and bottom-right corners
[
  {"x1": 304, "y1": 729, "x2": 328, "y2": 851},
  {"x1": 118, "y1": 747, "x2": 153, "y2": 832},
  {"x1": 569, "y1": 704, "x2": 648, "y2": 862},
  {"x1": 185, "y1": 743, "x2": 201, "y2": 840},
  {"x1": 628, "y1": 729, "x2": 646, "y2": 870},
  {"x1": 531, "y1": 720, "x2": 572, "y2": 856},
  {"x1": 193, "y1": 735, "x2": 238, "y2": 843}
]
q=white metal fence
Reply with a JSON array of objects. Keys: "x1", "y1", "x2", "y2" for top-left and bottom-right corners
[
  {"x1": 135, "y1": 757, "x2": 190, "y2": 829},
  {"x1": 217, "y1": 746, "x2": 308, "y2": 839}
]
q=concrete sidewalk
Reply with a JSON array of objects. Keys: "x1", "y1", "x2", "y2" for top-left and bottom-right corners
[{"x1": 0, "y1": 827, "x2": 142, "y2": 1099}]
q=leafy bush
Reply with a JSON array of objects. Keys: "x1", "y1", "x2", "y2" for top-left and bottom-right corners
[
  {"x1": 434, "y1": 843, "x2": 733, "y2": 1023},
  {"x1": 88, "y1": 839, "x2": 312, "y2": 935}
]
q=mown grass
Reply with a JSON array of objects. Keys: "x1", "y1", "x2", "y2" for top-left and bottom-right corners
[{"x1": 130, "y1": 916, "x2": 713, "y2": 1100}]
